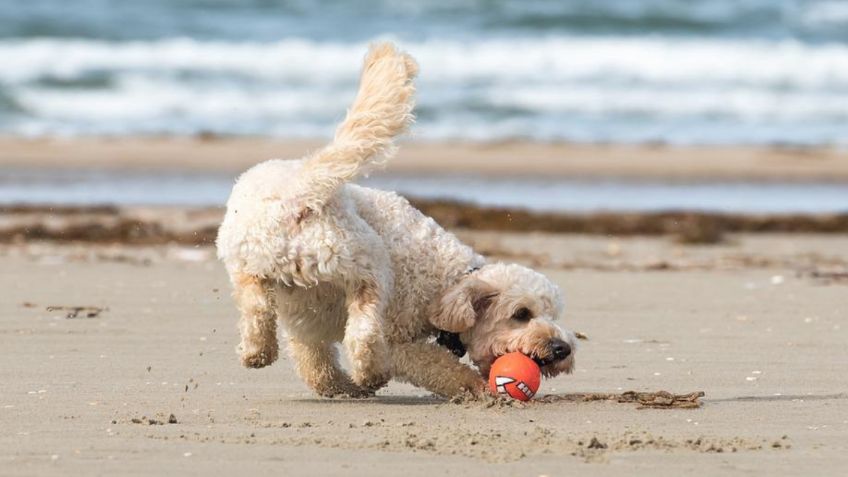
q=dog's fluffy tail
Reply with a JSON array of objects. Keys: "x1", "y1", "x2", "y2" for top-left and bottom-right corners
[{"x1": 299, "y1": 42, "x2": 417, "y2": 211}]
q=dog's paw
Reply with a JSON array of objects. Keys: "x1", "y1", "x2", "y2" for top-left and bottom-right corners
[
  {"x1": 239, "y1": 346, "x2": 278, "y2": 369},
  {"x1": 348, "y1": 345, "x2": 391, "y2": 390},
  {"x1": 350, "y1": 370, "x2": 390, "y2": 392},
  {"x1": 444, "y1": 375, "x2": 488, "y2": 402},
  {"x1": 463, "y1": 377, "x2": 490, "y2": 399}
]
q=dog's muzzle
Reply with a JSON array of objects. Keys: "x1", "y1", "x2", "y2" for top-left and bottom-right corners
[{"x1": 533, "y1": 338, "x2": 571, "y2": 367}]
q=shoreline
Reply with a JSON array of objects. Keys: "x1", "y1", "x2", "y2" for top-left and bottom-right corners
[{"x1": 2, "y1": 136, "x2": 847, "y2": 182}]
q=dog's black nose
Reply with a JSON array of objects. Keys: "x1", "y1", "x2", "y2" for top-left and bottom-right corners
[{"x1": 549, "y1": 339, "x2": 571, "y2": 360}]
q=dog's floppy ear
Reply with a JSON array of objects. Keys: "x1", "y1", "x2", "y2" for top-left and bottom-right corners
[{"x1": 431, "y1": 276, "x2": 496, "y2": 333}]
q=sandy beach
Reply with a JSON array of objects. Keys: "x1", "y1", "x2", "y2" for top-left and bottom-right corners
[{"x1": 2, "y1": 230, "x2": 847, "y2": 476}]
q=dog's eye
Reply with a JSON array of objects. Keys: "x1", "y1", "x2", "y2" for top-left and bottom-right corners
[{"x1": 512, "y1": 307, "x2": 532, "y2": 322}]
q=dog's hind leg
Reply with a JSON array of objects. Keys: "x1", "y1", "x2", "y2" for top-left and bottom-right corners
[
  {"x1": 391, "y1": 342, "x2": 487, "y2": 399},
  {"x1": 232, "y1": 273, "x2": 279, "y2": 368},
  {"x1": 275, "y1": 281, "x2": 373, "y2": 397},
  {"x1": 343, "y1": 266, "x2": 393, "y2": 392}
]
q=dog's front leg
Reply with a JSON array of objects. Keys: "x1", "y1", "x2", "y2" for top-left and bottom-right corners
[
  {"x1": 391, "y1": 342, "x2": 488, "y2": 399},
  {"x1": 232, "y1": 273, "x2": 279, "y2": 368}
]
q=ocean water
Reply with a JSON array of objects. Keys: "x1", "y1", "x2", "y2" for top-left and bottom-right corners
[
  {"x1": 1, "y1": 0, "x2": 847, "y2": 145},
  {"x1": 2, "y1": 169, "x2": 847, "y2": 213}
]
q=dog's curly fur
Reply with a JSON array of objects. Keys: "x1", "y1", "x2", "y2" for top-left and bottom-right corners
[{"x1": 217, "y1": 42, "x2": 576, "y2": 399}]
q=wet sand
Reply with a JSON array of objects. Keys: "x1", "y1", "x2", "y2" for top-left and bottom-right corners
[
  {"x1": 2, "y1": 136, "x2": 847, "y2": 182},
  {"x1": 1, "y1": 233, "x2": 847, "y2": 476}
]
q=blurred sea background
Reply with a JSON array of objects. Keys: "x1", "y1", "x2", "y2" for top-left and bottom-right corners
[
  {"x1": 1, "y1": 0, "x2": 847, "y2": 212},
  {"x1": 3, "y1": 0, "x2": 848, "y2": 145}
]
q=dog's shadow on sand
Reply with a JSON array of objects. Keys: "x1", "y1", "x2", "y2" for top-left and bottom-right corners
[
  {"x1": 282, "y1": 391, "x2": 848, "y2": 409},
  {"x1": 293, "y1": 395, "x2": 446, "y2": 406},
  {"x1": 294, "y1": 390, "x2": 710, "y2": 409}
]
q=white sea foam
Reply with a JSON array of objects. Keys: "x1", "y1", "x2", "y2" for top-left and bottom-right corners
[
  {"x1": 2, "y1": 36, "x2": 847, "y2": 143},
  {"x1": 4, "y1": 37, "x2": 848, "y2": 86},
  {"x1": 0, "y1": 38, "x2": 361, "y2": 83}
]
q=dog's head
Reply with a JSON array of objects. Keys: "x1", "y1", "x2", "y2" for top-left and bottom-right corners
[{"x1": 431, "y1": 263, "x2": 576, "y2": 378}]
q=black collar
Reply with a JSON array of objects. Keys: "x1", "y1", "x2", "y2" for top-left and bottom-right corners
[
  {"x1": 435, "y1": 265, "x2": 482, "y2": 358},
  {"x1": 436, "y1": 329, "x2": 466, "y2": 358}
]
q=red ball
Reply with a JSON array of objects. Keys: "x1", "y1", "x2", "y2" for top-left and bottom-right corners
[{"x1": 488, "y1": 352, "x2": 541, "y2": 401}]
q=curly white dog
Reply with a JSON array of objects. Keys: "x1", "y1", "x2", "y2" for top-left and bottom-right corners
[{"x1": 217, "y1": 42, "x2": 576, "y2": 399}]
